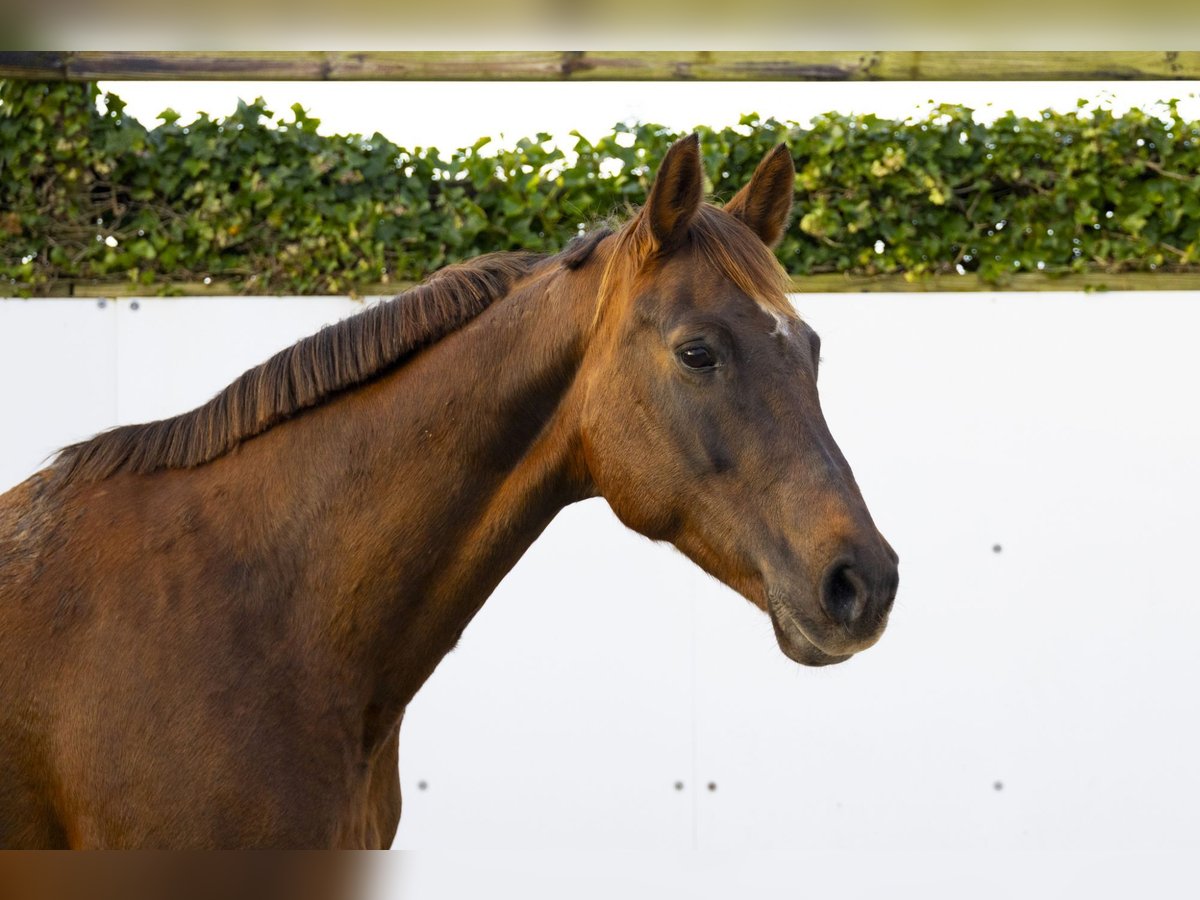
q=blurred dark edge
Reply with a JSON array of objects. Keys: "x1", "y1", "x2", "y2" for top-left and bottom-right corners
[
  {"x1": 0, "y1": 852, "x2": 376, "y2": 900},
  {"x1": 1, "y1": 0, "x2": 1200, "y2": 52}
]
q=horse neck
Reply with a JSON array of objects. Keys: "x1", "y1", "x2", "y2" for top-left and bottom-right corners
[{"x1": 236, "y1": 258, "x2": 602, "y2": 719}]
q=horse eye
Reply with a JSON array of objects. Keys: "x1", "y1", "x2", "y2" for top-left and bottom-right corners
[{"x1": 678, "y1": 344, "x2": 717, "y2": 370}]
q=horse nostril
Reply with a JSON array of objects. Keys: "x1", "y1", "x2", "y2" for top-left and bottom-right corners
[{"x1": 820, "y1": 562, "x2": 864, "y2": 627}]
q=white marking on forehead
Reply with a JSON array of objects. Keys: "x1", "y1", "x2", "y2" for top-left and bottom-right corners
[{"x1": 765, "y1": 306, "x2": 792, "y2": 338}]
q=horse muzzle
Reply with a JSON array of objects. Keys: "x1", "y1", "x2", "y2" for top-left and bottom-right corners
[{"x1": 766, "y1": 541, "x2": 899, "y2": 665}]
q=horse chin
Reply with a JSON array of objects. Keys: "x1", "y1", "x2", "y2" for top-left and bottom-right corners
[
  {"x1": 777, "y1": 631, "x2": 854, "y2": 667},
  {"x1": 767, "y1": 595, "x2": 855, "y2": 667}
]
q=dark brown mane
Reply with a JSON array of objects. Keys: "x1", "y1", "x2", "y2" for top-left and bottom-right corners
[{"x1": 55, "y1": 251, "x2": 546, "y2": 486}]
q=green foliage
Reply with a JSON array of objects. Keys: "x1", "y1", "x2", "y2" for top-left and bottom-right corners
[{"x1": 2, "y1": 79, "x2": 1199, "y2": 295}]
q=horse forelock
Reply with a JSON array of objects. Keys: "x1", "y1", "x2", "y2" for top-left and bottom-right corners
[
  {"x1": 689, "y1": 205, "x2": 795, "y2": 320},
  {"x1": 596, "y1": 203, "x2": 795, "y2": 327}
]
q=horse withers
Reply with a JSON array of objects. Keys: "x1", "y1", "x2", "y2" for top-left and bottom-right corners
[{"x1": 0, "y1": 135, "x2": 897, "y2": 848}]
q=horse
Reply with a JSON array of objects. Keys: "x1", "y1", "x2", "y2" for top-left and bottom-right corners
[{"x1": 0, "y1": 135, "x2": 898, "y2": 848}]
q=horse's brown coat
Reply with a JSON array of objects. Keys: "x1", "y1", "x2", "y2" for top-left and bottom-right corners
[{"x1": 0, "y1": 137, "x2": 897, "y2": 848}]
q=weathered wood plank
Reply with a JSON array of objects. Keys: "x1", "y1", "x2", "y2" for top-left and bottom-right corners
[
  {"x1": 8, "y1": 272, "x2": 1200, "y2": 299},
  {"x1": 791, "y1": 271, "x2": 1200, "y2": 293},
  {"x1": 2, "y1": 51, "x2": 1200, "y2": 82},
  {"x1": 863, "y1": 50, "x2": 1200, "y2": 81}
]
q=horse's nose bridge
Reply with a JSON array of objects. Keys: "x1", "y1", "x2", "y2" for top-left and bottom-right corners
[
  {"x1": 774, "y1": 417, "x2": 890, "y2": 576},
  {"x1": 785, "y1": 407, "x2": 862, "y2": 504},
  {"x1": 801, "y1": 457, "x2": 875, "y2": 541}
]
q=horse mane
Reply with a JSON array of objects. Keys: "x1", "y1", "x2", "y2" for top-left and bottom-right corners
[{"x1": 55, "y1": 250, "x2": 549, "y2": 486}]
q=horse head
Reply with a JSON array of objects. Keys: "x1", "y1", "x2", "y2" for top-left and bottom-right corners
[{"x1": 580, "y1": 135, "x2": 898, "y2": 666}]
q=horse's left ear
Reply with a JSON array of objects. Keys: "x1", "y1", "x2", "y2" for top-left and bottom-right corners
[
  {"x1": 641, "y1": 133, "x2": 704, "y2": 253},
  {"x1": 725, "y1": 143, "x2": 795, "y2": 247}
]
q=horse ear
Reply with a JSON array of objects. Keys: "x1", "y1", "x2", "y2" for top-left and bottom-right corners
[
  {"x1": 641, "y1": 133, "x2": 704, "y2": 252},
  {"x1": 725, "y1": 143, "x2": 795, "y2": 247}
]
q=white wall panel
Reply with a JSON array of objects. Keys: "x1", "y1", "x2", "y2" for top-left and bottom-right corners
[
  {"x1": 386, "y1": 848, "x2": 1187, "y2": 899},
  {"x1": 0, "y1": 298, "x2": 118, "y2": 492}
]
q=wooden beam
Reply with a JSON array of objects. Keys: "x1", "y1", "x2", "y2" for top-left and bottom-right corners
[
  {"x1": 790, "y1": 271, "x2": 1200, "y2": 293},
  {"x1": 3, "y1": 51, "x2": 1200, "y2": 82},
  {"x1": 8, "y1": 272, "x2": 1200, "y2": 299}
]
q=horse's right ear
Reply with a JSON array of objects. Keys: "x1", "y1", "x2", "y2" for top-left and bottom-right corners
[
  {"x1": 724, "y1": 142, "x2": 795, "y2": 247},
  {"x1": 640, "y1": 134, "x2": 704, "y2": 253}
]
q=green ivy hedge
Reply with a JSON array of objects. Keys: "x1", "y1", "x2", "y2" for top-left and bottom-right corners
[{"x1": 2, "y1": 79, "x2": 1199, "y2": 295}]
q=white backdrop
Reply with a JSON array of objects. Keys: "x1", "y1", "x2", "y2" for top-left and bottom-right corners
[{"x1": 2, "y1": 293, "x2": 1198, "y2": 890}]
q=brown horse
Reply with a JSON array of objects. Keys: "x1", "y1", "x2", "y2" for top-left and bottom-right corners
[{"x1": 0, "y1": 136, "x2": 897, "y2": 849}]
